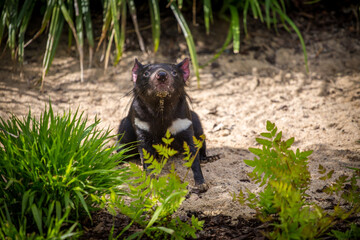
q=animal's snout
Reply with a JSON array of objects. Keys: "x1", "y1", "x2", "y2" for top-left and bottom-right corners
[{"x1": 156, "y1": 71, "x2": 168, "y2": 82}]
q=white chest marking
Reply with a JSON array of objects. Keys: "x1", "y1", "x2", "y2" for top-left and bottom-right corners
[
  {"x1": 134, "y1": 118, "x2": 150, "y2": 132},
  {"x1": 168, "y1": 118, "x2": 192, "y2": 135}
]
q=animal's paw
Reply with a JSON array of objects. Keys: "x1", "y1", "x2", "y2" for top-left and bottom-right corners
[{"x1": 192, "y1": 183, "x2": 209, "y2": 194}]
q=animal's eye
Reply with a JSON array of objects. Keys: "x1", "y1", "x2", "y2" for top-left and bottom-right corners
[
  {"x1": 143, "y1": 71, "x2": 150, "y2": 77},
  {"x1": 171, "y1": 70, "x2": 177, "y2": 76}
]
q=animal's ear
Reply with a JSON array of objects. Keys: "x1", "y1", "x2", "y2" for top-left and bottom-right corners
[
  {"x1": 177, "y1": 58, "x2": 190, "y2": 82},
  {"x1": 132, "y1": 59, "x2": 143, "y2": 82}
]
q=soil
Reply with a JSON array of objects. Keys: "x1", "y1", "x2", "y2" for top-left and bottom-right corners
[{"x1": 1, "y1": 2, "x2": 360, "y2": 239}]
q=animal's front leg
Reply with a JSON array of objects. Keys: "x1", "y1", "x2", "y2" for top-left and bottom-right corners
[
  {"x1": 191, "y1": 111, "x2": 207, "y2": 161},
  {"x1": 189, "y1": 144, "x2": 206, "y2": 185},
  {"x1": 135, "y1": 129, "x2": 155, "y2": 171},
  {"x1": 178, "y1": 130, "x2": 207, "y2": 191}
]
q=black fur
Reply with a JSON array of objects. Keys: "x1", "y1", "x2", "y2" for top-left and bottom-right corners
[{"x1": 117, "y1": 58, "x2": 206, "y2": 185}]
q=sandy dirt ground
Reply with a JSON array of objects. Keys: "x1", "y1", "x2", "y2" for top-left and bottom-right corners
[{"x1": 0, "y1": 11, "x2": 359, "y2": 224}]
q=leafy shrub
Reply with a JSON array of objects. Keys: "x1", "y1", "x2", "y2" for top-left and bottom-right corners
[
  {"x1": 107, "y1": 131, "x2": 204, "y2": 239},
  {"x1": 233, "y1": 121, "x2": 360, "y2": 239},
  {"x1": 0, "y1": 104, "x2": 130, "y2": 238}
]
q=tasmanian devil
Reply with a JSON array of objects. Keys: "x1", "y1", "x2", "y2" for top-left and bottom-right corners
[{"x1": 117, "y1": 58, "x2": 207, "y2": 190}]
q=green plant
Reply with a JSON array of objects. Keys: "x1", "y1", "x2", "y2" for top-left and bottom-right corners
[
  {"x1": 233, "y1": 121, "x2": 360, "y2": 239},
  {"x1": 0, "y1": 207, "x2": 79, "y2": 240},
  {"x1": 233, "y1": 121, "x2": 333, "y2": 239},
  {"x1": 201, "y1": 0, "x2": 309, "y2": 71},
  {"x1": 107, "y1": 130, "x2": 205, "y2": 239},
  {"x1": 0, "y1": 0, "x2": 309, "y2": 90},
  {"x1": 0, "y1": 104, "x2": 131, "y2": 238}
]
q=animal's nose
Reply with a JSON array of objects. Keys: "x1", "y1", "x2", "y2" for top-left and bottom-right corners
[{"x1": 156, "y1": 71, "x2": 168, "y2": 82}]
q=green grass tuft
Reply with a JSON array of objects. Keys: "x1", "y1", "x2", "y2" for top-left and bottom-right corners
[{"x1": 0, "y1": 104, "x2": 130, "y2": 238}]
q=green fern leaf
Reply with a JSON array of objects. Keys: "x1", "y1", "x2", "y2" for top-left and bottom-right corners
[
  {"x1": 162, "y1": 137, "x2": 175, "y2": 145},
  {"x1": 244, "y1": 159, "x2": 256, "y2": 167},
  {"x1": 271, "y1": 127, "x2": 277, "y2": 137},
  {"x1": 274, "y1": 131, "x2": 282, "y2": 141},
  {"x1": 168, "y1": 148, "x2": 178, "y2": 157},
  {"x1": 266, "y1": 121, "x2": 275, "y2": 131},
  {"x1": 143, "y1": 148, "x2": 150, "y2": 160},
  {"x1": 165, "y1": 129, "x2": 171, "y2": 139},
  {"x1": 300, "y1": 150, "x2": 313, "y2": 158},
  {"x1": 256, "y1": 138, "x2": 272, "y2": 147},
  {"x1": 261, "y1": 132, "x2": 272, "y2": 139},
  {"x1": 285, "y1": 137, "x2": 294, "y2": 148},
  {"x1": 249, "y1": 147, "x2": 263, "y2": 156}
]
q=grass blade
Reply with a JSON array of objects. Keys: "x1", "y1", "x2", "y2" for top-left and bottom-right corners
[
  {"x1": 271, "y1": 0, "x2": 288, "y2": 32},
  {"x1": 61, "y1": 1, "x2": 84, "y2": 82},
  {"x1": 253, "y1": 0, "x2": 264, "y2": 22},
  {"x1": 272, "y1": 7, "x2": 278, "y2": 33},
  {"x1": 80, "y1": 0, "x2": 94, "y2": 68},
  {"x1": 177, "y1": 0, "x2": 183, "y2": 9},
  {"x1": 73, "y1": 189, "x2": 91, "y2": 219},
  {"x1": 45, "y1": 201, "x2": 55, "y2": 226},
  {"x1": 272, "y1": 7, "x2": 309, "y2": 72},
  {"x1": 265, "y1": 0, "x2": 271, "y2": 29},
  {"x1": 203, "y1": 0, "x2": 212, "y2": 35},
  {"x1": 128, "y1": 0, "x2": 145, "y2": 52},
  {"x1": 110, "y1": 0, "x2": 122, "y2": 64},
  {"x1": 149, "y1": 0, "x2": 160, "y2": 53},
  {"x1": 249, "y1": 0, "x2": 258, "y2": 20},
  {"x1": 31, "y1": 204, "x2": 43, "y2": 235},
  {"x1": 170, "y1": 3, "x2": 200, "y2": 87},
  {"x1": 25, "y1": 0, "x2": 56, "y2": 47},
  {"x1": 145, "y1": 192, "x2": 183, "y2": 230},
  {"x1": 18, "y1": 0, "x2": 35, "y2": 65},
  {"x1": 67, "y1": 0, "x2": 74, "y2": 50},
  {"x1": 56, "y1": 201, "x2": 62, "y2": 220},
  {"x1": 104, "y1": 27, "x2": 115, "y2": 70},
  {"x1": 200, "y1": 26, "x2": 232, "y2": 68},
  {"x1": 119, "y1": 0, "x2": 127, "y2": 57},
  {"x1": 6, "y1": 0, "x2": 18, "y2": 59},
  {"x1": 229, "y1": 5, "x2": 240, "y2": 53},
  {"x1": 74, "y1": 0, "x2": 84, "y2": 82},
  {"x1": 0, "y1": 6, "x2": 7, "y2": 47},
  {"x1": 96, "y1": 0, "x2": 111, "y2": 51},
  {"x1": 16, "y1": 0, "x2": 32, "y2": 28},
  {"x1": 243, "y1": 0, "x2": 250, "y2": 37},
  {"x1": 219, "y1": 0, "x2": 230, "y2": 17},
  {"x1": 154, "y1": 226, "x2": 175, "y2": 235},
  {"x1": 280, "y1": 0, "x2": 286, "y2": 13},
  {"x1": 41, "y1": 5, "x2": 64, "y2": 91},
  {"x1": 21, "y1": 190, "x2": 31, "y2": 217}
]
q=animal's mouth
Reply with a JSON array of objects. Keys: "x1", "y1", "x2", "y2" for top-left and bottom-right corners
[
  {"x1": 154, "y1": 83, "x2": 173, "y2": 97},
  {"x1": 146, "y1": 82, "x2": 173, "y2": 98}
]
